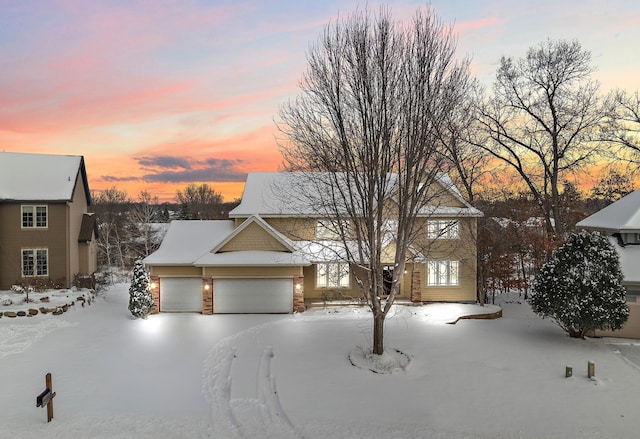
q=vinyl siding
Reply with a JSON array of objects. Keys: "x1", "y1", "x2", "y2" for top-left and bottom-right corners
[{"x1": 218, "y1": 221, "x2": 289, "y2": 252}]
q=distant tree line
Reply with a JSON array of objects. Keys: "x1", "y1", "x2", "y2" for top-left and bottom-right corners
[{"x1": 91, "y1": 183, "x2": 238, "y2": 275}]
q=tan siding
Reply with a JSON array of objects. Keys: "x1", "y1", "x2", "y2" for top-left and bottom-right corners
[
  {"x1": 219, "y1": 221, "x2": 289, "y2": 252},
  {"x1": 68, "y1": 172, "x2": 89, "y2": 280},
  {"x1": 596, "y1": 300, "x2": 640, "y2": 339},
  {"x1": 0, "y1": 202, "x2": 71, "y2": 289},
  {"x1": 204, "y1": 266, "x2": 302, "y2": 278},
  {"x1": 148, "y1": 266, "x2": 202, "y2": 276},
  {"x1": 264, "y1": 217, "x2": 317, "y2": 241}
]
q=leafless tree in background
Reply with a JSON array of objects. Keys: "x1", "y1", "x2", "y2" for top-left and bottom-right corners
[
  {"x1": 473, "y1": 39, "x2": 613, "y2": 237},
  {"x1": 129, "y1": 190, "x2": 162, "y2": 258},
  {"x1": 278, "y1": 6, "x2": 473, "y2": 355},
  {"x1": 176, "y1": 183, "x2": 223, "y2": 220}
]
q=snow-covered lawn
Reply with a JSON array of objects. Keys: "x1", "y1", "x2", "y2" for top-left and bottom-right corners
[{"x1": 1, "y1": 284, "x2": 639, "y2": 438}]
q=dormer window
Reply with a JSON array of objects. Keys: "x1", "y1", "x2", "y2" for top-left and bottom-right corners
[{"x1": 22, "y1": 205, "x2": 48, "y2": 228}]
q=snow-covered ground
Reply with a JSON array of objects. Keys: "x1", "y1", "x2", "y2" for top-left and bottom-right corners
[{"x1": 1, "y1": 284, "x2": 639, "y2": 438}]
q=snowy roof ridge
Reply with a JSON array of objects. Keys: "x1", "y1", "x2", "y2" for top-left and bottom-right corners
[
  {"x1": 0, "y1": 151, "x2": 90, "y2": 203},
  {"x1": 577, "y1": 189, "x2": 640, "y2": 232},
  {"x1": 230, "y1": 172, "x2": 481, "y2": 218}
]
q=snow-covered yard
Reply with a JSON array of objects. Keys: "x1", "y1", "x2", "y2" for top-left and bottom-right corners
[{"x1": 1, "y1": 284, "x2": 639, "y2": 438}]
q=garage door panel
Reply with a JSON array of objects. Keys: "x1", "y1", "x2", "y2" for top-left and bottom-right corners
[
  {"x1": 214, "y1": 279, "x2": 292, "y2": 313},
  {"x1": 160, "y1": 278, "x2": 202, "y2": 312}
]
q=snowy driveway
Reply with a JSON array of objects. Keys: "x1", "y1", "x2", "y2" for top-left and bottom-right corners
[
  {"x1": 606, "y1": 339, "x2": 640, "y2": 371},
  {"x1": 2, "y1": 284, "x2": 640, "y2": 439}
]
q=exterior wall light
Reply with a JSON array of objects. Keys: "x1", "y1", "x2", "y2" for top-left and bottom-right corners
[{"x1": 204, "y1": 283, "x2": 210, "y2": 291}]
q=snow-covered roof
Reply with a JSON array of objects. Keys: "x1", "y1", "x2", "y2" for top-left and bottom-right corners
[
  {"x1": 0, "y1": 151, "x2": 90, "y2": 203},
  {"x1": 143, "y1": 220, "x2": 235, "y2": 265},
  {"x1": 143, "y1": 217, "x2": 311, "y2": 267},
  {"x1": 577, "y1": 189, "x2": 640, "y2": 232},
  {"x1": 230, "y1": 172, "x2": 482, "y2": 218}
]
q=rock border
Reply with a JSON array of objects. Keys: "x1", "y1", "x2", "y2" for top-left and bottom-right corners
[{"x1": 1, "y1": 290, "x2": 97, "y2": 319}]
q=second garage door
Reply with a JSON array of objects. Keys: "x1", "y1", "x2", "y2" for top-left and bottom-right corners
[
  {"x1": 160, "y1": 277, "x2": 202, "y2": 312},
  {"x1": 214, "y1": 278, "x2": 293, "y2": 313}
]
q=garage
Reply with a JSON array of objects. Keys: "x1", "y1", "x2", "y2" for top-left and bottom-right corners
[
  {"x1": 159, "y1": 278, "x2": 202, "y2": 312},
  {"x1": 214, "y1": 278, "x2": 293, "y2": 313}
]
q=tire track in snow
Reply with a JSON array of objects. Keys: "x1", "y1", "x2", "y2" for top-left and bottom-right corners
[{"x1": 202, "y1": 319, "x2": 305, "y2": 438}]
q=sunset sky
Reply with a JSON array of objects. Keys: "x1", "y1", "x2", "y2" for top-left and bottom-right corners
[{"x1": 1, "y1": 0, "x2": 639, "y2": 202}]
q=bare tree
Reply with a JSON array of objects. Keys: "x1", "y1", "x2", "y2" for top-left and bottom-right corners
[
  {"x1": 439, "y1": 82, "x2": 491, "y2": 203},
  {"x1": 129, "y1": 190, "x2": 162, "y2": 258},
  {"x1": 607, "y1": 90, "x2": 640, "y2": 164},
  {"x1": 176, "y1": 183, "x2": 223, "y2": 219},
  {"x1": 278, "y1": 7, "x2": 473, "y2": 355},
  {"x1": 92, "y1": 187, "x2": 130, "y2": 270},
  {"x1": 473, "y1": 39, "x2": 613, "y2": 237}
]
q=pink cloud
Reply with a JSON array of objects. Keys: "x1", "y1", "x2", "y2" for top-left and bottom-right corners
[{"x1": 454, "y1": 17, "x2": 501, "y2": 35}]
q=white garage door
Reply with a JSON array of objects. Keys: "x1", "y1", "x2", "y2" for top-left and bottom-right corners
[
  {"x1": 214, "y1": 278, "x2": 293, "y2": 314},
  {"x1": 160, "y1": 278, "x2": 202, "y2": 312}
]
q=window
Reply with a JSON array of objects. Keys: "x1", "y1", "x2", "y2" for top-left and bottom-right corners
[
  {"x1": 427, "y1": 220, "x2": 459, "y2": 239},
  {"x1": 316, "y1": 262, "x2": 350, "y2": 288},
  {"x1": 22, "y1": 249, "x2": 48, "y2": 276},
  {"x1": 22, "y1": 205, "x2": 48, "y2": 228},
  {"x1": 427, "y1": 260, "x2": 459, "y2": 286},
  {"x1": 316, "y1": 220, "x2": 349, "y2": 240}
]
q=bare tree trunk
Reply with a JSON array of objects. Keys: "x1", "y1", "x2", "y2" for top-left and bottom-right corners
[{"x1": 373, "y1": 312, "x2": 385, "y2": 356}]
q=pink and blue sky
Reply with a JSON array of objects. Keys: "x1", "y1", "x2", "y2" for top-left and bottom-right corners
[{"x1": 1, "y1": 0, "x2": 639, "y2": 201}]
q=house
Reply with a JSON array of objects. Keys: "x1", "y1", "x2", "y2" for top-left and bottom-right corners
[
  {"x1": 0, "y1": 152, "x2": 97, "y2": 290},
  {"x1": 577, "y1": 189, "x2": 640, "y2": 339},
  {"x1": 143, "y1": 172, "x2": 483, "y2": 314}
]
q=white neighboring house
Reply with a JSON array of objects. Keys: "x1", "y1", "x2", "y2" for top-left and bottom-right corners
[{"x1": 577, "y1": 190, "x2": 640, "y2": 339}]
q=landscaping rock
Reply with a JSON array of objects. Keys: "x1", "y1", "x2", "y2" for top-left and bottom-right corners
[
  {"x1": 4, "y1": 311, "x2": 17, "y2": 318},
  {"x1": 17, "y1": 311, "x2": 26, "y2": 317},
  {"x1": 52, "y1": 309, "x2": 64, "y2": 316},
  {"x1": 28, "y1": 309, "x2": 38, "y2": 316}
]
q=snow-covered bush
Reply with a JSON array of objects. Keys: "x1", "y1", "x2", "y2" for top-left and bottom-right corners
[
  {"x1": 529, "y1": 230, "x2": 629, "y2": 338},
  {"x1": 128, "y1": 260, "x2": 153, "y2": 319}
]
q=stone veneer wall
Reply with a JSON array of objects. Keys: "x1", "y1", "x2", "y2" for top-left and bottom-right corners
[
  {"x1": 150, "y1": 276, "x2": 160, "y2": 314},
  {"x1": 293, "y1": 276, "x2": 305, "y2": 312},
  {"x1": 202, "y1": 277, "x2": 213, "y2": 315},
  {"x1": 411, "y1": 271, "x2": 422, "y2": 303}
]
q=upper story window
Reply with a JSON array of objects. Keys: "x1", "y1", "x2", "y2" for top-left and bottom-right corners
[
  {"x1": 427, "y1": 219, "x2": 459, "y2": 239},
  {"x1": 316, "y1": 219, "x2": 349, "y2": 240},
  {"x1": 22, "y1": 205, "x2": 48, "y2": 228}
]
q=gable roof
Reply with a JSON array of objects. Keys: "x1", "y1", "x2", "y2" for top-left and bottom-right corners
[
  {"x1": 143, "y1": 218, "x2": 310, "y2": 267},
  {"x1": 211, "y1": 215, "x2": 295, "y2": 253},
  {"x1": 0, "y1": 151, "x2": 91, "y2": 204},
  {"x1": 143, "y1": 220, "x2": 236, "y2": 266},
  {"x1": 577, "y1": 189, "x2": 640, "y2": 232},
  {"x1": 230, "y1": 172, "x2": 482, "y2": 218}
]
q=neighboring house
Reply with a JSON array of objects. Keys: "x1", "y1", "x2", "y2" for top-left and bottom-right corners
[
  {"x1": 0, "y1": 152, "x2": 97, "y2": 290},
  {"x1": 143, "y1": 172, "x2": 483, "y2": 314},
  {"x1": 577, "y1": 190, "x2": 640, "y2": 339}
]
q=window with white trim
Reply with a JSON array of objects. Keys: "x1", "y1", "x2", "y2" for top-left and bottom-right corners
[
  {"x1": 427, "y1": 220, "x2": 459, "y2": 239},
  {"x1": 316, "y1": 262, "x2": 350, "y2": 288},
  {"x1": 22, "y1": 205, "x2": 48, "y2": 228},
  {"x1": 22, "y1": 248, "x2": 48, "y2": 276},
  {"x1": 427, "y1": 260, "x2": 459, "y2": 286}
]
